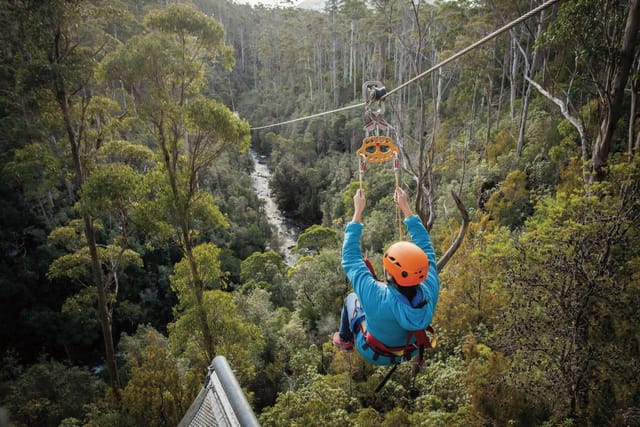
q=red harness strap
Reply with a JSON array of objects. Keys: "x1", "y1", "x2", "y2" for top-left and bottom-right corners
[
  {"x1": 407, "y1": 326, "x2": 435, "y2": 366},
  {"x1": 360, "y1": 323, "x2": 435, "y2": 365}
]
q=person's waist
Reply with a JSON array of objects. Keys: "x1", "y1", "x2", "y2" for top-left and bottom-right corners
[{"x1": 359, "y1": 322, "x2": 414, "y2": 353}]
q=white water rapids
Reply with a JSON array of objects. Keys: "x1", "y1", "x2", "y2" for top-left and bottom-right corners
[{"x1": 249, "y1": 151, "x2": 300, "y2": 265}]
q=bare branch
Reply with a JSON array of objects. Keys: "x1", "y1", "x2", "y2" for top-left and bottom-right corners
[
  {"x1": 436, "y1": 190, "x2": 469, "y2": 272},
  {"x1": 525, "y1": 74, "x2": 591, "y2": 182}
]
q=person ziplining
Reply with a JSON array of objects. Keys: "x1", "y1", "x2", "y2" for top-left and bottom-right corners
[
  {"x1": 333, "y1": 82, "x2": 439, "y2": 369},
  {"x1": 332, "y1": 186, "x2": 439, "y2": 367}
]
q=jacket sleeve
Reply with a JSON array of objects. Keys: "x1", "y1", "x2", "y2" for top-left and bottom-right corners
[
  {"x1": 341, "y1": 221, "x2": 383, "y2": 308},
  {"x1": 404, "y1": 215, "x2": 440, "y2": 311}
]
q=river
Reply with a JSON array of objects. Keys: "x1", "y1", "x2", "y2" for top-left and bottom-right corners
[{"x1": 249, "y1": 150, "x2": 300, "y2": 265}]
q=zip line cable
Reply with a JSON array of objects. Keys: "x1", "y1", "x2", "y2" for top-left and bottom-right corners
[
  {"x1": 251, "y1": 102, "x2": 365, "y2": 130},
  {"x1": 381, "y1": 0, "x2": 562, "y2": 100},
  {"x1": 249, "y1": 0, "x2": 563, "y2": 131}
]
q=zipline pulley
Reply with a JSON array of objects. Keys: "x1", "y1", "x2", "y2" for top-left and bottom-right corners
[
  {"x1": 358, "y1": 81, "x2": 399, "y2": 163},
  {"x1": 363, "y1": 80, "x2": 387, "y2": 120},
  {"x1": 358, "y1": 80, "x2": 403, "y2": 239}
]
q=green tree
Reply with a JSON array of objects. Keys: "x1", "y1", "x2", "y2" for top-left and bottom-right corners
[
  {"x1": 484, "y1": 169, "x2": 533, "y2": 229},
  {"x1": 208, "y1": 151, "x2": 274, "y2": 267},
  {"x1": 169, "y1": 288, "x2": 265, "y2": 386},
  {"x1": 270, "y1": 155, "x2": 311, "y2": 219},
  {"x1": 259, "y1": 371, "x2": 356, "y2": 426},
  {"x1": 4, "y1": 359, "x2": 104, "y2": 427},
  {"x1": 411, "y1": 356, "x2": 468, "y2": 420},
  {"x1": 120, "y1": 326, "x2": 190, "y2": 427},
  {"x1": 99, "y1": 3, "x2": 250, "y2": 362},
  {"x1": 241, "y1": 250, "x2": 287, "y2": 286},
  {"x1": 493, "y1": 159, "x2": 640, "y2": 423},
  {"x1": 289, "y1": 250, "x2": 347, "y2": 341},
  {"x1": 46, "y1": 159, "x2": 147, "y2": 369},
  {"x1": 3, "y1": 143, "x2": 65, "y2": 230},
  {"x1": 240, "y1": 250, "x2": 290, "y2": 307},
  {"x1": 9, "y1": 0, "x2": 139, "y2": 394},
  {"x1": 436, "y1": 218, "x2": 509, "y2": 336},
  {"x1": 294, "y1": 224, "x2": 339, "y2": 254},
  {"x1": 535, "y1": 0, "x2": 640, "y2": 182}
]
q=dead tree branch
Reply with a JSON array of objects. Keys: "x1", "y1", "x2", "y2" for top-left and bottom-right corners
[{"x1": 437, "y1": 190, "x2": 469, "y2": 272}]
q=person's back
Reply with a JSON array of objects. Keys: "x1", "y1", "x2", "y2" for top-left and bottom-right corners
[{"x1": 359, "y1": 281, "x2": 433, "y2": 347}]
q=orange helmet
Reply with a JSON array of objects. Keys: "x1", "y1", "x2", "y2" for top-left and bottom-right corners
[{"x1": 383, "y1": 241, "x2": 429, "y2": 286}]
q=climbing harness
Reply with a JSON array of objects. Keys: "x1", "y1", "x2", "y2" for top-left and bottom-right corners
[
  {"x1": 357, "y1": 81, "x2": 403, "y2": 239},
  {"x1": 366, "y1": 323, "x2": 437, "y2": 393},
  {"x1": 360, "y1": 321, "x2": 436, "y2": 366}
]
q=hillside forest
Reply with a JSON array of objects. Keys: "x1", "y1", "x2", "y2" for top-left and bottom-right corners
[{"x1": 1, "y1": 0, "x2": 640, "y2": 425}]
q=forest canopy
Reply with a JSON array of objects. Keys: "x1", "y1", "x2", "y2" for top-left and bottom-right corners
[{"x1": 1, "y1": 0, "x2": 639, "y2": 426}]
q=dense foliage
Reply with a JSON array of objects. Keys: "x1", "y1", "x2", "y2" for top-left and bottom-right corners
[{"x1": 1, "y1": 0, "x2": 639, "y2": 425}]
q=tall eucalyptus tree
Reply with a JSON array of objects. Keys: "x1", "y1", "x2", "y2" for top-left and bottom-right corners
[
  {"x1": 529, "y1": 0, "x2": 640, "y2": 183},
  {"x1": 99, "y1": 4, "x2": 250, "y2": 363},
  {"x1": 6, "y1": 0, "x2": 142, "y2": 396}
]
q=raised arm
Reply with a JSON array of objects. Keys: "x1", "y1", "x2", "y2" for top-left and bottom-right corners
[{"x1": 352, "y1": 188, "x2": 366, "y2": 223}]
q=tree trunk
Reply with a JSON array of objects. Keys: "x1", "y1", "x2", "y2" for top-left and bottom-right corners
[
  {"x1": 525, "y1": 75, "x2": 591, "y2": 182},
  {"x1": 465, "y1": 79, "x2": 478, "y2": 193},
  {"x1": 85, "y1": 215, "x2": 121, "y2": 396},
  {"x1": 497, "y1": 46, "x2": 507, "y2": 124},
  {"x1": 436, "y1": 190, "x2": 469, "y2": 272},
  {"x1": 331, "y1": 9, "x2": 337, "y2": 106},
  {"x1": 485, "y1": 76, "x2": 493, "y2": 148},
  {"x1": 516, "y1": 10, "x2": 544, "y2": 157},
  {"x1": 55, "y1": 74, "x2": 121, "y2": 396},
  {"x1": 629, "y1": 76, "x2": 637, "y2": 155},
  {"x1": 351, "y1": 21, "x2": 357, "y2": 99},
  {"x1": 510, "y1": 33, "x2": 518, "y2": 120},
  {"x1": 161, "y1": 122, "x2": 216, "y2": 361},
  {"x1": 183, "y1": 230, "x2": 215, "y2": 361},
  {"x1": 592, "y1": 0, "x2": 640, "y2": 181}
]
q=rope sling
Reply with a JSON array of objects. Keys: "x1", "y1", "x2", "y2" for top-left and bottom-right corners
[{"x1": 357, "y1": 81, "x2": 403, "y2": 240}]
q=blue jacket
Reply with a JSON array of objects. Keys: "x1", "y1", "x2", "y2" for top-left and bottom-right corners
[{"x1": 342, "y1": 215, "x2": 439, "y2": 365}]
